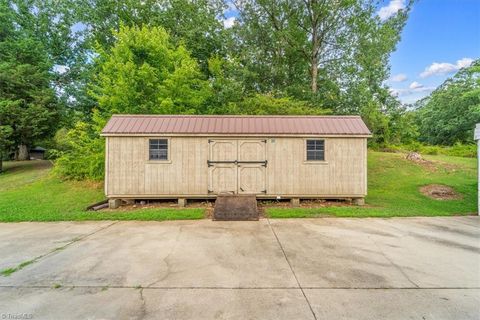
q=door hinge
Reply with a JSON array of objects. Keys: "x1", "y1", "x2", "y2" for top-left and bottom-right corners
[{"x1": 262, "y1": 189, "x2": 267, "y2": 194}]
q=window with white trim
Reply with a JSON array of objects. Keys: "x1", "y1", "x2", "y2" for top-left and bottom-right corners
[
  {"x1": 149, "y1": 139, "x2": 168, "y2": 160},
  {"x1": 306, "y1": 140, "x2": 325, "y2": 161}
]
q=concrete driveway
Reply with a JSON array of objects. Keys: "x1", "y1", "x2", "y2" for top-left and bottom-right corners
[{"x1": 0, "y1": 217, "x2": 479, "y2": 320}]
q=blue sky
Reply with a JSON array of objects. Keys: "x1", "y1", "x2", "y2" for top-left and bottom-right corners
[{"x1": 385, "y1": 0, "x2": 480, "y2": 104}]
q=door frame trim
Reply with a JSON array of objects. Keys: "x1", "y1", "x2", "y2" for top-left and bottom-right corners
[{"x1": 208, "y1": 139, "x2": 267, "y2": 194}]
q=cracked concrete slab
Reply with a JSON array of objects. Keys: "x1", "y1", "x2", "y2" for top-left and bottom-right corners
[
  {"x1": 305, "y1": 289, "x2": 480, "y2": 320},
  {"x1": 0, "y1": 287, "x2": 143, "y2": 320},
  {"x1": 268, "y1": 218, "x2": 417, "y2": 288},
  {"x1": 1, "y1": 220, "x2": 297, "y2": 288},
  {"x1": 0, "y1": 221, "x2": 114, "y2": 272},
  {"x1": 364, "y1": 217, "x2": 480, "y2": 288},
  {"x1": 0, "y1": 217, "x2": 478, "y2": 319},
  {"x1": 0, "y1": 287, "x2": 314, "y2": 320},
  {"x1": 142, "y1": 288, "x2": 313, "y2": 320},
  {"x1": 269, "y1": 217, "x2": 480, "y2": 288}
]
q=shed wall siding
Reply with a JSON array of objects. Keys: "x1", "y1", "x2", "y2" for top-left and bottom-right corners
[
  {"x1": 266, "y1": 137, "x2": 366, "y2": 196},
  {"x1": 106, "y1": 136, "x2": 367, "y2": 197}
]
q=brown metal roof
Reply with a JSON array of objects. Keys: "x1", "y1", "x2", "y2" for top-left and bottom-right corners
[{"x1": 101, "y1": 115, "x2": 371, "y2": 136}]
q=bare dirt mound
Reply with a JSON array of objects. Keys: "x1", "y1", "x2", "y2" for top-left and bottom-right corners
[
  {"x1": 420, "y1": 184, "x2": 462, "y2": 200},
  {"x1": 406, "y1": 152, "x2": 424, "y2": 162},
  {"x1": 405, "y1": 152, "x2": 439, "y2": 172}
]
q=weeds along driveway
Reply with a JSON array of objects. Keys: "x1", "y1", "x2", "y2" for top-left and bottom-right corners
[{"x1": 0, "y1": 217, "x2": 479, "y2": 320}]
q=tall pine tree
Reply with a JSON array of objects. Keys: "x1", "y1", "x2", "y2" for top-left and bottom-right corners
[{"x1": 0, "y1": 1, "x2": 59, "y2": 160}]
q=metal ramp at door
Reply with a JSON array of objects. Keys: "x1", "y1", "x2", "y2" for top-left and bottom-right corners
[{"x1": 212, "y1": 193, "x2": 259, "y2": 221}]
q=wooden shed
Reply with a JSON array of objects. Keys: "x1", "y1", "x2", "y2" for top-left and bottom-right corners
[{"x1": 101, "y1": 115, "x2": 371, "y2": 205}]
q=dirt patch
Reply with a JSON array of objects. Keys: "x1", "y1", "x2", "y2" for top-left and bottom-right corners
[
  {"x1": 102, "y1": 198, "x2": 360, "y2": 217},
  {"x1": 405, "y1": 152, "x2": 438, "y2": 172},
  {"x1": 406, "y1": 152, "x2": 424, "y2": 162},
  {"x1": 404, "y1": 152, "x2": 469, "y2": 173},
  {"x1": 102, "y1": 199, "x2": 214, "y2": 212},
  {"x1": 258, "y1": 199, "x2": 359, "y2": 208},
  {"x1": 420, "y1": 184, "x2": 462, "y2": 200},
  {"x1": 2, "y1": 160, "x2": 52, "y2": 173}
]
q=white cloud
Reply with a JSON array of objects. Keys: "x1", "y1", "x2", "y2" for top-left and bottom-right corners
[
  {"x1": 420, "y1": 58, "x2": 474, "y2": 78},
  {"x1": 457, "y1": 57, "x2": 474, "y2": 69},
  {"x1": 390, "y1": 85, "x2": 435, "y2": 97},
  {"x1": 389, "y1": 85, "x2": 436, "y2": 104},
  {"x1": 389, "y1": 88, "x2": 402, "y2": 96},
  {"x1": 223, "y1": 16, "x2": 236, "y2": 28},
  {"x1": 409, "y1": 81, "x2": 423, "y2": 89},
  {"x1": 378, "y1": 0, "x2": 405, "y2": 21},
  {"x1": 53, "y1": 64, "x2": 69, "y2": 74},
  {"x1": 390, "y1": 73, "x2": 407, "y2": 82},
  {"x1": 416, "y1": 87, "x2": 435, "y2": 93}
]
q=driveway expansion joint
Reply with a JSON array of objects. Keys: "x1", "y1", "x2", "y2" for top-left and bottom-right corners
[
  {"x1": 0, "y1": 221, "x2": 119, "y2": 278},
  {"x1": 1, "y1": 285, "x2": 480, "y2": 290},
  {"x1": 266, "y1": 218, "x2": 318, "y2": 320},
  {"x1": 366, "y1": 234, "x2": 420, "y2": 288}
]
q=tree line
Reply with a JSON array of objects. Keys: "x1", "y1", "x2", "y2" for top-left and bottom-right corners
[{"x1": 0, "y1": 0, "x2": 478, "y2": 177}]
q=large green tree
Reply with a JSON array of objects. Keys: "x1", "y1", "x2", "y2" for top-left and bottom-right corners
[
  {"x1": 1, "y1": 0, "x2": 228, "y2": 122},
  {"x1": 232, "y1": 0, "x2": 411, "y2": 96},
  {"x1": 0, "y1": 126, "x2": 13, "y2": 172},
  {"x1": 416, "y1": 60, "x2": 480, "y2": 145},
  {"x1": 56, "y1": 25, "x2": 212, "y2": 179},
  {"x1": 35, "y1": 0, "x2": 228, "y2": 119},
  {"x1": 92, "y1": 25, "x2": 212, "y2": 119},
  {"x1": 2, "y1": 0, "x2": 87, "y2": 123},
  {"x1": 229, "y1": 0, "x2": 413, "y2": 143},
  {"x1": 76, "y1": 0, "x2": 226, "y2": 68},
  {"x1": 0, "y1": 1, "x2": 59, "y2": 160}
]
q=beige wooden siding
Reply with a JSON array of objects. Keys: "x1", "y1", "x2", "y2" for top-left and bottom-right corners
[
  {"x1": 266, "y1": 138, "x2": 366, "y2": 196},
  {"x1": 107, "y1": 137, "x2": 209, "y2": 196},
  {"x1": 106, "y1": 136, "x2": 367, "y2": 197}
]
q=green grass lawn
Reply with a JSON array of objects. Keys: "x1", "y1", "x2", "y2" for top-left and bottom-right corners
[
  {"x1": 0, "y1": 161, "x2": 204, "y2": 222},
  {"x1": 1, "y1": 152, "x2": 477, "y2": 221},
  {"x1": 267, "y1": 151, "x2": 477, "y2": 218}
]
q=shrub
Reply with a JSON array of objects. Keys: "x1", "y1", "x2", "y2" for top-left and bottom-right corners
[
  {"x1": 381, "y1": 142, "x2": 476, "y2": 158},
  {"x1": 447, "y1": 143, "x2": 476, "y2": 157},
  {"x1": 53, "y1": 121, "x2": 104, "y2": 180}
]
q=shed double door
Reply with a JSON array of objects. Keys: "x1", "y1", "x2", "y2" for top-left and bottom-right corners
[{"x1": 208, "y1": 139, "x2": 266, "y2": 195}]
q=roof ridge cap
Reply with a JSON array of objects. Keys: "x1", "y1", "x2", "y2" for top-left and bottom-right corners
[{"x1": 110, "y1": 114, "x2": 361, "y2": 118}]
